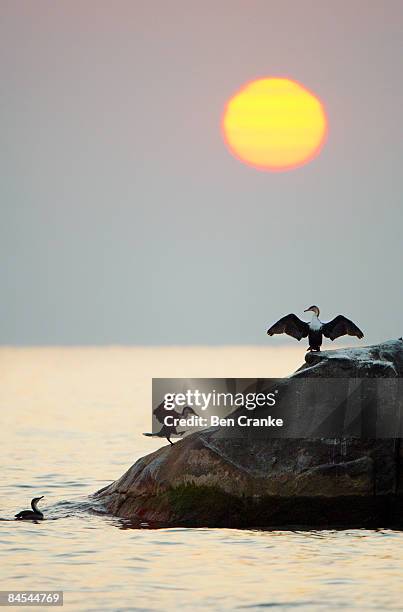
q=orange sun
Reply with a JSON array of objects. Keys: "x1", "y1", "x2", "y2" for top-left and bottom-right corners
[{"x1": 222, "y1": 77, "x2": 327, "y2": 172}]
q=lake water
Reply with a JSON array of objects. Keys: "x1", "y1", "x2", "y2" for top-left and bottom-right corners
[{"x1": 1, "y1": 347, "x2": 402, "y2": 611}]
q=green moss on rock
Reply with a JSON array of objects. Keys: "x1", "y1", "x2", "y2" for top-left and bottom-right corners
[{"x1": 165, "y1": 483, "x2": 245, "y2": 526}]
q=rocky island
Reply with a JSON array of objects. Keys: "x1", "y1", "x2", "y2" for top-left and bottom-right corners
[{"x1": 94, "y1": 340, "x2": 403, "y2": 528}]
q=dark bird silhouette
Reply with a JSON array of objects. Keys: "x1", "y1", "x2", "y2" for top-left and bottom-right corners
[
  {"x1": 15, "y1": 496, "x2": 44, "y2": 520},
  {"x1": 267, "y1": 305, "x2": 363, "y2": 352},
  {"x1": 143, "y1": 401, "x2": 199, "y2": 445}
]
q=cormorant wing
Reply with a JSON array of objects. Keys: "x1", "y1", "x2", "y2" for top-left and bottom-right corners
[
  {"x1": 322, "y1": 315, "x2": 364, "y2": 341},
  {"x1": 15, "y1": 510, "x2": 30, "y2": 519},
  {"x1": 267, "y1": 314, "x2": 309, "y2": 341},
  {"x1": 153, "y1": 400, "x2": 168, "y2": 424},
  {"x1": 153, "y1": 400, "x2": 182, "y2": 423}
]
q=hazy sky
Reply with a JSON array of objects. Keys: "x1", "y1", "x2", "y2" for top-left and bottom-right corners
[{"x1": 1, "y1": 1, "x2": 402, "y2": 345}]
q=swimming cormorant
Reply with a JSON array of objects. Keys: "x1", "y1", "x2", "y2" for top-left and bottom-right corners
[
  {"x1": 15, "y1": 496, "x2": 44, "y2": 520},
  {"x1": 143, "y1": 401, "x2": 199, "y2": 445},
  {"x1": 267, "y1": 305, "x2": 363, "y2": 352}
]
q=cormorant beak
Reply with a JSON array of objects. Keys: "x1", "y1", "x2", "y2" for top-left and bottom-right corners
[
  {"x1": 39, "y1": 496, "x2": 44, "y2": 500},
  {"x1": 304, "y1": 308, "x2": 312, "y2": 313}
]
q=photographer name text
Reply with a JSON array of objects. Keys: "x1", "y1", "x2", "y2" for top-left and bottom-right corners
[{"x1": 163, "y1": 414, "x2": 284, "y2": 428}]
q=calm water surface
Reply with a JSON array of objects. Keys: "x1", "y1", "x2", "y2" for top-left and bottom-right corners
[{"x1": 0, "y1": 347, "x2": 402, "y2": 611}]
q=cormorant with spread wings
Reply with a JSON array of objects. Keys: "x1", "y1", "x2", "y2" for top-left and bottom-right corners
[
  {"x1": 143, "y1": 400, "x2": 198, "y2": 445},
  {"x1": 267, "y1": 305, "x2": 363, "y2": 352}
]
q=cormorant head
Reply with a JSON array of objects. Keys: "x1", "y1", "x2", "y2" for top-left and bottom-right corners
[
  {"x1": 304, "y1": 305, "x2": 320, "y2": 317},
  {"x1": 31, "y1": 496, "x2": 44, "y2": 509}
]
